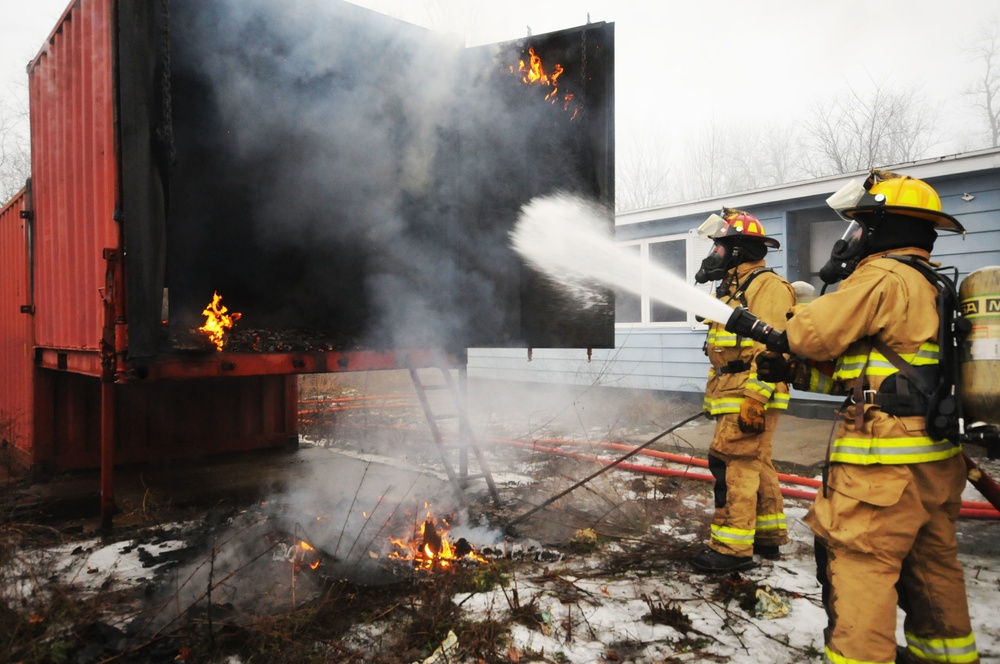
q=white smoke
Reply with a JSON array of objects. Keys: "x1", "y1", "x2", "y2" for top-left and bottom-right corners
[{"x1": 170, "y1": 0, "x2": 593, "y2": 350}]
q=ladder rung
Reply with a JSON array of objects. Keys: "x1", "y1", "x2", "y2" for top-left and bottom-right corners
[{"x1": 410, "y1": 364, "x2": 500, "y2": 506}]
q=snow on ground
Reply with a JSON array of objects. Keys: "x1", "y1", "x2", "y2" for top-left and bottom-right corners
[
  {"x1": 453, "y1": 496, "x2": 1000, "y2": 664},
  {"x1": 5, "y1": 435, "x2": 999, "y2": 663},
  {"x1": 15, "y1": 501, "x2": 998, "y2": 663}
]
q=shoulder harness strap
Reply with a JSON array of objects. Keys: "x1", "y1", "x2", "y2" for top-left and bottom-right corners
[{"x1": 732, "y1": 267, "x2": 774, "y2": 307}]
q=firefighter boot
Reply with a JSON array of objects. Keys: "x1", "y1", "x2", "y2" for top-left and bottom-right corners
[
  {"x1": 691, "y1": 549, "x2": 757, "y2": 573},
  {"x1": 753, "y1": 543, "x2": 781, "y2": 560}
]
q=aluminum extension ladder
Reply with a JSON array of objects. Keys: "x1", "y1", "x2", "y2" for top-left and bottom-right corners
[{"x1": 408, "y1": 359, "x2": 501, "y2": 507}]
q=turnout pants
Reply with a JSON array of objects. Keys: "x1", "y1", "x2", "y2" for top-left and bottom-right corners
[
  {"x1": 806, "y1": 455, "x2": 979, "y2": 664},
  {"x1": 707, "y1": 410, "x2": 788, "y2": 557}
]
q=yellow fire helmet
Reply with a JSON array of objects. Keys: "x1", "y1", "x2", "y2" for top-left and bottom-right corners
[{"x1": 827, "y1": 169, "x2": 965, "y2": 233}]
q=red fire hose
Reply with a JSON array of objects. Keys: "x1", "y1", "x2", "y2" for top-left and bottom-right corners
[
  {"x1": 297, "y1": 397, "x2": 1000, "y2": 518},
  {"x1": 493, "y1": 437, "x2": 1000, "y2": 519}
]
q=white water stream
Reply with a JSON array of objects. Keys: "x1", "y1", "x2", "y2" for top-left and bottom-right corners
[{"x1": 511, "y1": 193, "x2": 734, "y2": 323}]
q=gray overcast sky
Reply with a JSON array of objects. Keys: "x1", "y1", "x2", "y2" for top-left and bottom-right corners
[{"x1": 3, "y1": 0, "x2": 998, "y2": 155}]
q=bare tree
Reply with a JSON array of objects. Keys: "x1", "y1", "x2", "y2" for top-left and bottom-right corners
[
  {"x1": 0, "y1": 95, "x2": 31, "y2": 204},
  {"x1": 679, "y1": 120, "x2": 730, "y2": 201},
  {"x1": 803, "y1": 79, "x2": 939, "y2": 176},
  {"x1": 965, "y1": 18, "x2": 1000, "y2": 148},
  {"x1": 677, "y1": 119, "x2": 807, "y2": 201},
  {"x1": 616, "y1": 127, "x2": 675, "y2": 212}
]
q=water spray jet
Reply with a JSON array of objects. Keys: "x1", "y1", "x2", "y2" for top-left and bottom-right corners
[{"x1": 511, "y1": 193, "x2": 734, "y2": 323}]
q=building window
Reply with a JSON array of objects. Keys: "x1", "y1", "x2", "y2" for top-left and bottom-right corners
[
  {"x1": 615, "y1": 244, "x2": 642, "y2": 323},
  {"x1": 649, "y1": 239, "x2": 687, "y2": 323},
  {"x1": 617, "y1": 230, "x2": 713, "y2": 328},
  {"x1": 787, "y1": 208, "x2": 846, "y2": 292}
]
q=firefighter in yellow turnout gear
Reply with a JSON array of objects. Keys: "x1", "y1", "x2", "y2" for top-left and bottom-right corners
[
  {"x1": 691, "y1": 208, "x2": 796, "y2": 573},
  {"x1": 745, "y1": 171, "x2": 980, "y2": 664}
]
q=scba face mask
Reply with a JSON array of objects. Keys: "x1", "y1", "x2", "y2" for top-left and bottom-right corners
[
  {"x1": 818, "y1": 220, "x2": 868, "y2": 285},
  {"x1": 695, "y1": 241, "x2": 735, "y2": 284}
]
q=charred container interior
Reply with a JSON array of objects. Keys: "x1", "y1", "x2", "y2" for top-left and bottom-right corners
[{"x1": 117, "y1": 1, "x2": 614, "y2": 359}]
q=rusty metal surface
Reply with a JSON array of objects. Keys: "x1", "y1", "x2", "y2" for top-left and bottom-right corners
[
  {"x1": 31, "y1": 372, "x2": 298, "y2": 471},
  {"x1": 28, "y1": 0, "x2": 119, "y2": 352},
  {"x1": 135, "y1": 348, "x2": 456, "y2": 381}
]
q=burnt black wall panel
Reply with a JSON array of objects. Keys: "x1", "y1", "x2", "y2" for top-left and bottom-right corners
[
  {"x1": 117, "y1": 0, "x2": 169, "y2": 358},
  {"x1": 139, "y1": 0, "x2": 613, "y2": 353},
  {"x1": 505, "y1": 22, "x2": 616, "y2": 348}
]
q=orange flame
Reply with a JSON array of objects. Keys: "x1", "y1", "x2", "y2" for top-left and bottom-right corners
[
  {"x1": 296, "y1": 540, "x2": 322, "y2": 571},
  {"x1": 510, "y1": 47, "x2": 579, "y2": 118},
  {"x1": 386, "y1": 515, "x2": 486, "y2": 570},
  {"x1": 198, "y1": 291, "x2": 242, "y2": 351}
]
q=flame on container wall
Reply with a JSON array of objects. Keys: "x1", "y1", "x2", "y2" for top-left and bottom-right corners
[
  {"x1": 28, "y1": 0, "x2": 118, "y2": 352},
  {"x1": 0, "y1": 190, "x2": 34, "y2": 463}
]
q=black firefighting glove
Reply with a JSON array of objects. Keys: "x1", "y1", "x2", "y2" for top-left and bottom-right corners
[
  {"x1": 755, "y1": 351, "x2": 797, "y2": 384},
  {"x1": 738, "y1": 398, "x2": 766, "y2": 434}
]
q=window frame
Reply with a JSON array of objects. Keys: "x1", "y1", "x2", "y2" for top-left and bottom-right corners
[{"x1": 616, "y1": 230, "x2": 714, "y2": 329}]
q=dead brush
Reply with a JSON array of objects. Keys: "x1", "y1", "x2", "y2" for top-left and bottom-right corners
[
  {"x1": 640, "y1": 593, "x2": 693, "y2": 631},
  {"x1": 0, "y1": 523, "x2": 111, "y2": 664},
  {"x1": 265, "y1": 563, "x2": 516, "y2": 664}
]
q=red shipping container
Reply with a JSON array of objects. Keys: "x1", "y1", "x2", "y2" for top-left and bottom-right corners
[
  {"x1": 7, "y1": 0, "x2": 615, "y2": 483},
  {"x1": 0, "y1": 189, "x2": 34, "y2": 467}
]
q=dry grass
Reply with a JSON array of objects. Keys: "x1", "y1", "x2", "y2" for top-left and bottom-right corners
[{"x1": 0, "y1": 378, "x2": 728, "y2": 663}]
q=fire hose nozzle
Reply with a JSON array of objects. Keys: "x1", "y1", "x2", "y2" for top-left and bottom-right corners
[{"x1": 725, "y1": 306, "x2": 790, "y2": 353}]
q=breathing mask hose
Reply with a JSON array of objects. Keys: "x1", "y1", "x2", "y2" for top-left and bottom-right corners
[{"x1": 725, "y1": 306, "x2": 790, "y2": 354}]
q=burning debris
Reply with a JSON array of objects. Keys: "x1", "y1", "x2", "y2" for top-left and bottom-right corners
[
  {"x1": 170, "y1": 324, "x2": 356, "y2": 354},
  {"x1": 197, "y1": 291, "x2": 241, "y2": 351},
  {"x1": 388, "y1": 514, "x2": 486, "y2": 570}
]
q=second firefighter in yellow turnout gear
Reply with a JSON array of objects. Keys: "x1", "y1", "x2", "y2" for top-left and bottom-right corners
[{"x1": 691, "y1": 208, "x2": 796, "y2": 573}]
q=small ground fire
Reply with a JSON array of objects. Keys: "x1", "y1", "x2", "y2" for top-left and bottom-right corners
[{"x1": 388, "y1": 513, "x2": 486, "y2": 570}]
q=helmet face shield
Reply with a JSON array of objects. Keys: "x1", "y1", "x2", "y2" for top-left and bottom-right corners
[
  {"x1": 825, "y1": 179, "x2": 867, "y2": 217},
  {"x1": 834, "y1": 220, "x2": 867, "y2": 260},
  {"x1": 697, "y1": 213, "x2": 729, "y2": 239}
]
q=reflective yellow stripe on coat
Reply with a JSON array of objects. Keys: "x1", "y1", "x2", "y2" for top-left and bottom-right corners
[
  {"x1": 829, "y1": 436, "x2": 962, "y2": 465},
  {"x1": 831, "y1": 342, "x2": 940, "y2": 381},
  {"x1": 828, "y1": 341, "x2": 957, "y2": 465},
  {"x1": 706, "y1": 328, "x2": 756, "y2": 348},
  {"x1": 703, "y1": 371, "x2": 789, "y2": 415}
]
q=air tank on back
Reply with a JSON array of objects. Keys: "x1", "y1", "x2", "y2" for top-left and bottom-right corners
[{"x1": 959, "y1": 266, "x2": 1000, "y2": 424}]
